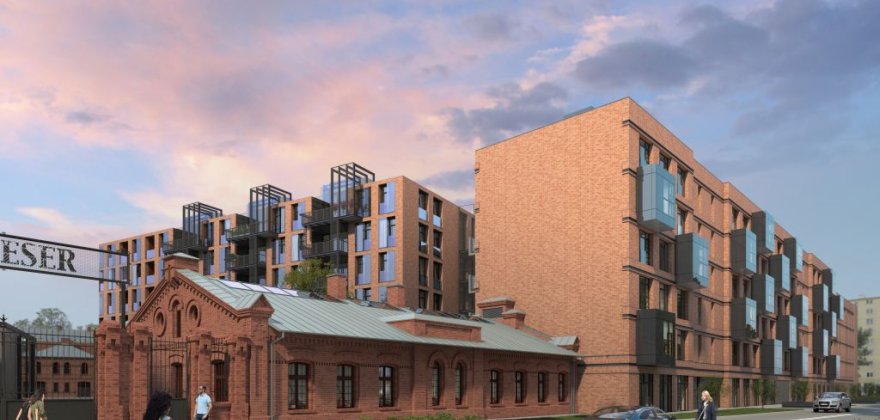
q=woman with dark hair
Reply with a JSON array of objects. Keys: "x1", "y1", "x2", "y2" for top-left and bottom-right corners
[
  {"x1": 14, "y1": 394, "x2": 33, "y2": 420},
  {"x1": 143, "y1": 391, "x2": 173, "y2": 420},
  {"x1": 27, "y1": 390, "x2": 46, "y2": 420}
]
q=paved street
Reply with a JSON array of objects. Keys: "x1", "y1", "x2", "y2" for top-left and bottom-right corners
[{"x1": 721, "y1": 404, "x2": 880, "y2": 420}]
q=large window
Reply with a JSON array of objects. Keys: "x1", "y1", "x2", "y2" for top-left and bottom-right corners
[
  {"x1": 639, "y1": 373, "x2": 654, "y2": 406},
  {"x1": 379, "y1": 182, "x2": 396, "y2": 214},
  {"x1": 81, "y1": 363, "x2": 88, "y2": 375},
  {"x1": 419, "y1": 224, "x2": 428, "y2": 253},
  {"x1": 677, "y1": 169, "x2": 687, "y2": 196},
  {"x1": 418, "y1": 191, "x2": 429, "y2": 221},
  {"x1": 288, "y1": 362, "x2": 309, "y2": 409},
  {"x1": 455, "y1": 363, "x2": 465, "y2": 406},
  {"x1": 678, "y1": 209, "x2": 687, "y2": 235},
  {"x1": 490, "y1": 370, "x2": 502, "y2": 404},
  {"x1": 639, "y1": 140, "x2": 651, "y2": 167},
  {"x1": 379, "y1": 252, "x2": 395, "y2": 282},
  {"x1": 433, "y1": 293, "x2": 443, "y2": 311},
  {"x1": 64, "y1": 362, "x2": 70, "y2": 374},
  {"x1": 213, "y1": 361, "x2": 229, "y2": 402},
  {"x1": 677, "y1": 290, "x2": 688, "y2": 320},
  {"x1": 433, "y1": 262, "x2": 443, "y2": 290},
  {"x1": 433, "y1": 231, "x2": 443, "y2": 258},
  {"x1": 659, "y1": 284, "x2": 669, "y2": 311},
  {"x1": 538, "y1": 372, "x2": 547, "y2": 403},
  {"x1": 659, "y1": 241, "x2": 670, "y2": 272},
  {"x1": 677, "y1": 330, "x2": 686, "y2": 361},
  {"x1": 639, "y1": 231, "x2": 652, "y2": 265},
  {"x1": 355, "y1": 255, "x2": 370, "y2": 285},
  {"x1": 419, "y1": 257, "x2": 428, "y2": 286},
  {"x1": 663, "y1": 322, "x2": 675, "y2": 358},
  {"x1": 558, "y1": 373, "x2": 567, "y2": 402},
  {"x1": 431, "y1": 362, "x2": 443, "y2": 406},
  {"x1": 418, "y1": 290, "x2": 428, "y2": 309},
  {"x1": 432, "y1": 198, "x2": 443, "y2": 227},
  {"x1": 337, "y1": 364, "x2": 356, "y2": 408},
  {"x1": 515, "y1": 371, "x2": 525, "y2": 403},
  {"x1": 379, "y1": 366, "x2": 395, "y2": 407},
  {"x1": 639, "y1": 277, "x2": 651, "y2": 310}
]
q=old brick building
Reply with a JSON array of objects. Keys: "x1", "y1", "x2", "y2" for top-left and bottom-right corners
[
  {"x1": 474, "y1": 97, "x2": 857, "y2": 413},
  {"x1": 96, "y1": 253, "x2": 580, "y2": 419}
]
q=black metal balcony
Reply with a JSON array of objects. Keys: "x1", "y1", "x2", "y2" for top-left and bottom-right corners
[
  {"x1": 227, "y1": 252, "x2": 267, "y2": 271},
  {"x1": 225, "y1": 221, "x2": 276, "y2": 241},
  {"x1": 303, "y1": 203, "x2": 366, "y2": 227},
  {"x1": 161, "y1": 235, "x2": 209, "y2": 254},
  {"x1": 302, "y1": 236, "x2": 349, "y2": 259},
  {"x1": 636, "y1": 309, "x2": 676, "y2": 367}
]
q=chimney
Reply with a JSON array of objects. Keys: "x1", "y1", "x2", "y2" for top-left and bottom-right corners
[
  {"x1": 477, "y1": 296, "x2": 516, "y2": 318},
  {"x1": 501, "y1": 309, "x2": 527, "y2": 330},
  {"x1": 163, "y1": 252, "x2": 200, "y2": 276},
  {"x1": 325, "y1": 273, "x2": 347, "y2": 300}
]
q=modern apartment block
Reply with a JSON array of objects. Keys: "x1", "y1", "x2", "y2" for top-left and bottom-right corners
[
  {"x1": 474, "y1": 98, "x2": 856, "y2": 413},
  {"x1": 98, "y1": 163, "x2": 475, "y2": 322},
  {"x1": 852, "y1": 296, "x2": 880, "y2": 383}
]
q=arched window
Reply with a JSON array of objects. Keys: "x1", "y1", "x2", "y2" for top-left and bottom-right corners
[
  {"x1": 288, "y1": 362, "x2": 309, "y2": 409},
  {"x1": 172, "y1": 302, "x2": 182, "y2": 338},
  {"x1": 538, "y1": 372, "x2": 547, "y2": 403},
  {"x1": 379, "y1": 365, "x2": 395, "y2": 407},
  {"x1": 336, "y1": 364, "x2": 356, "y2": 408},
  {"x1": 431, "y1": 361, "x2": 443, "y2": 406},
  {"x1": 515, "y1": 371, "x2": 526, "y2": 403},
  {"x1": 52, "y1": 363, "x2": 59, "y2": 375},
  {"x1": 63, "y1": 363, "x2": 70, "y2": 375},
  {"x1": 455, "y1": 363, "x2": 466, "y2": 406},
  {"x1": 558, "y1": 372, "x2": 567, "y2": 402},
  {"x1": 489, "y1": 370, "x2": 501, "y2": 404}
]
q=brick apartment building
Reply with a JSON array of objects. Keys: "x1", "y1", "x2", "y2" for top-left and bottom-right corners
[
  {"x1": 98, "y1": 163, "x2": 476, "y2": 323},
  {"x1": 95, "y1": 253, "x2": 581, "y2": 420},
  {"x1": 474, "y1": 97, "x2": 857, "y2": 413},
  {"x1": 852, "y1": 296, "x2": 880, "y2": 384}
]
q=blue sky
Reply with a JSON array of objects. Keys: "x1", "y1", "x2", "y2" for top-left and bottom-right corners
[{"x1": 1, "y1": 0, "x2": 878, "y2": 327}]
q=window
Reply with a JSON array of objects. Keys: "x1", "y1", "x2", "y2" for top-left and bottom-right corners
[
  {"x1": 433, "y1": 293, "x2": 443, "y2": 311},
  {"x1": 639, "y1": 231, "x2": 652, "y2": 265},
  {"x1": 379, "y1": 252, "x2": 395, "y2": 282},
  {"x1": 356, "y1": 222, "x2": 371, "y2": 251},
  {"x1": 558, "y1": 373, "x2": 567, "y2": 402},
  {"x1": 419, "y1": 224, "x2": 428, "y2": 253},
  {"x1": 639, "y1": 374, "x2": 654, "y2": 406},
  {"x1": 659, "y1": 284, "x2": 669, "y2": 311},
  {"x1": 52, "y1": 362, "x2": 59, "y2": 375},
  {"x1": 431, "y1": 362, "x2": 443, "y2": 406},
  {"x1": 490, "y1": 370, "x2": 502, "y2": 404},
  {"x1": 433, "y1": 262, "x2": 443, "y2": 290},
  {"x1": 639, "y1": 140, "x2": 651, "y2": 167},
  {"x1": 663, "y1": 321, "x2": 675, "y2": 358},
  {"x1": 337, "y1": 364, "x2": 356, "y2": 408},
  {"x1": 81, "y1": 363, "x2": 88, "y2": 375},
  {"x1": 433, "y1": 198, "x2": 443, "y2": 227},
  {"x1": 677, "y1": 290, "x2": 688, "y2": 320},
  {"x1": 433, "y1": 231, "x2": 443, "y2": 258},
  {"x1": 356, "y1": 255, "x2": 370, "y2": 285},
  {"x1": 677, "y1": 209, "x2": 687, "y2": 235},
  {"x1": 213, "y1": 361, "x2": 229, "y2": 402},
  {"x1": 677, "y1": 169, "x2": 687, "y2": 196},
  {"x1": 418, "y1": 290, "x2": 428, "y2": 309},
  {"x1": 732, "y1": 208, "x2": 740, "y2": 229},
  {"x1": 379, "y1": 217, "x2": 396, "y2": 248},
  {"x1": 77, "y1": 381, "x2": 91, "y2": 398},
  {"x1": 64, "y1": 382, "x2": 70, "y2": 393},
  {"x1": 64, "y1": 362, "x2": 70, "y2": 374},
  {"x1": 356, "y1": 287, "x2": 372, "y2": 301},
  {"x1": 419, "y1": 257, "x2": 429, "y2": 286},
  {"x1": 639, "y1": 277, "x2": 651, "y2": 309},
  {"x1": 379, "y1": 366, "x2": 395, "y2": 407},
  {"x1": 53, "y1": 383, "x2": 58, "y2": 393},
  {"x1": 418, "y1": 190, "x2": 429, "y2": 221},
  {"x1": 677, "y1": 330, "x2": 686, "y2": 361},
  {"x1": 288, "y1": 362, "x2": 309, "y2": 409},
  {"x1": 379, "y1": 183, "x2": 396, "y2": 214},
  {"x1": 659, "y1": 241, "x2": 670, "y2": 272},
  {"x1": 455, "y1": 363, "x2": 465, "y2": 406},
  {"x1": 659, "y1": 154, "x2": 670, "y2": 170},
  {"x1": 538, "y1": 372, "x2": 547, "y2": 403},
  {"x1": 172, "y1": 363, "x2": 184, "y2": 398},
  {"x1": 515, "y1": 371, "x2": 525, "y2": 403},
  {"x1": 677, "y1": 376, "x2": 688, "y2": 411}
]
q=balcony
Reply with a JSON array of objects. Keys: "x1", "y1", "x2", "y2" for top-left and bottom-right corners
[
  {"x1": 227, "y1": 251, "x2": 267, "y2": 271},
  {"x1": 303, "y1": 203, "x2": 366, "y2": 227},
  {"x1": 731, "y1": 297, "x2": 758, "y2": 341},
  {"x1": 827, "y1": 355, "x2": 840, "y2": 380},
  {"x1": 752, "y1": 274, "x2": 776, "y2": 314},
  {"x1": 730, "y1": 229, "x2": 757, "y2": 275},
  {"x1": 302, "y1": 236, "x2": 348, "y2": 259},
  {"x1": 791, "y1": 294, "x2": 810, "y2": 327},
  {"x1": 823, "y1": 312, "x2": 838, "y2": 339},
  {"x1": 760, "y1": 339, "x2": 782, "y2": 376},
  {"x1": 813, "y1": 283, "x2": 829, "y2": 314},
  {"x1": 162, "y1": 235, "x2": 209, "y2": 254},
  {"x1": 783, "y1": 237, "x2": 803, "y2": 272},
  {"x1": 777, "y1": 315, "x2": 797, "y2": 349},
  {"x1": 637, "y1": 164, "x2": 675, "y2": 232},
  {"x1": 752, "y1": 211, "x2": 775, "y2": 255},
  {"x1": 769, "y1": 254, "x2": 790, "y2": 293},
  {"x1": 636, "y1": 309, "x2": 676, "y2": 367},
  {"x1": 791, "y1": 346, "x2": 809, "y2": 377},
  {"x1": 813, "y1": 328, "x2": 829, "y2": 357},
  {"x1": 831, "y1": 293, "x2": 845, "y2": 320},
  {"x1": 675, "y1": 233, "x2": 709, "y2": 290},
  {"x1": 822, "y1": 268, "x2": 834, "y2": 294},
  {"x1": 225, "y1": 222, "x2": 276, "y2": 241}
]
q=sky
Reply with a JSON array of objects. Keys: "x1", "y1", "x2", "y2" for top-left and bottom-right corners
[{"x1": 0, "y1": 0, "x2": 878, "y2": 327}]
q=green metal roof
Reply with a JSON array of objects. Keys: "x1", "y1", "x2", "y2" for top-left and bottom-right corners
[{"x1": 179, "y1": 270, "x2": 579, "y2": 358}]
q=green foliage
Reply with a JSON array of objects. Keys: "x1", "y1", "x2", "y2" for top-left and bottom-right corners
[
  {"x1": 849, "y1": 384, "x2": 861, "y2": 397},
  {"x1": 284, "y1": 258, "x2": 332, "y2": 294},
  {"x1": 700, "y1": 377, "x2": 725, "y2": 408},
  {"x1": 791, "y1": 381, "x2": 809, "y2": 402},
  {"x1": 863, "y1": 383, "x2": 880, "y2": 396},
  {"x1": 13, "y1": 307, "x2": 72, "y2": 330},
  {"x1": 858, "y1": 327, "x2": 872, "y2": 367},
  {"x1": 752, "y1": 379, "x2": 776, "y2": 407}
]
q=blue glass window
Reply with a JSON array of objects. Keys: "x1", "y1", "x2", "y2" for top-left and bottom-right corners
[
  {"x1": 356, "y1": 288, "x2": 372, "y2": 301},
  {"x1": 379, "y1": 252, "x2": 395, "y2": 282},
  {"x1": 379, "y1": 182, "x2": 396, "y2": 214},
  {"x1": 765, "y1": 278, "x2": 775, "y2": 313},
  {"x1": 206, "y1": 251, "x2": 214, "y2": 275},
  {"x1": 356, "y1": 255, "x2": 371, "y2": 285},
  {"x1": 379, "y1": 286, "x2": 388, "y2": 303},
  {"x1": 292, "y1": 204, "x2": 303, "y2": 230},
  {"x1": 218, "y1": 249, "x2": 226, "y2": 274},
  {"x1": 275, "y1": 237, "x2": 286, "y2": 265},
  {"x1": 275, "y1": 207, "x2": 286, "y2": 233},
  {"x1": 291, "y1": 234, "x2": 302, "y2": 262},
  {"x1": 356, "y1": 222, "x2": 372, "y2": 251},
  {"x1": 639, "y1": 140, "x2": 651, "y2": 167},
  {"x1": 221, "y1": 220, "x2": 230, "y2": 244},
  {"x1": 432, "y1": 198, "x2": 442, "y2": 228},
  {"x1": 639, "y1": 164, "x2": 675, "y2": 231},
  {"x1": 639, "y1": 231, "x2": 652, "y2": 265},
  {"x1": 418, "y1": 191, "x2": 428, "y2": 221}
]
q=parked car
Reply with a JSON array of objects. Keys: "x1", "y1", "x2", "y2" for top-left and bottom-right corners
[
  {"x1": 813, "y1": 392, "x2": 851, "y2": 413},
  {"x1": 597, "y1": 406, "x2": 677, "y2": 419}
]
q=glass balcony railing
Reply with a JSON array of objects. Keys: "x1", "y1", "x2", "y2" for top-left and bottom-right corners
[
  {"x1": 225, "y1": 222, "x2": 275, "y2": 241},
  {"x1": 227, "y1": 252, "x2": 268, "y2": 270},
  {"x1": 638, "y1": 164, "x2": 675, "y2": 232}
]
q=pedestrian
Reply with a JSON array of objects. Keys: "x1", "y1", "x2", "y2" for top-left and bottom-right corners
[
  {"x1": 144, "y1": 391, "x2": 173, "y2": 420},
  {"x1": 193, "y1": 385, "x2": 212, "y2": 420},
  {"x1": 14, "y1": 394, "x2": 34, "y2": 420},
  {"x1": 696, "y1": 389, "x2": 717, "y2": 420},
  {"x1": 27, "y1": 390, "x2": 46, "y2": 420}
]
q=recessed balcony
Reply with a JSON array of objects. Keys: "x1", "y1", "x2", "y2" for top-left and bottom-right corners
[
  {"x1": 636, "y1": 309, "x2": 676, "y2": 367},
  {"x1": 730, "y1": 229, "x2": 757, "y2": 275},
  {"x1": 752, "y1": 211, "x2": 775, "y2": 255},
  {"x1": 675, "y1": 233, "x2": 709, "y2": 290},
  {"x1": 637, "y1": 164, "x2": 675, "y2": 232},
  {"x1": 769, "y1": 254, "x2": 790, "y2": 293},
  {"x1": 731, "y1": 297, "x2": 758, "y2": 341}
]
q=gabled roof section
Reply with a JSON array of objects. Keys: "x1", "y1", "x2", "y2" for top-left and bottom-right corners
[
  {"x1": 177, "y1": 270, "x2": 579, "y2": 358},
  {"x1": 35, "y1": 344, "x2": 93, "y2": 359}
]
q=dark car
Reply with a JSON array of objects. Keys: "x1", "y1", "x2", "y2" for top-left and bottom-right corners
[
  {"x1": 813, "y1": 391, "x2": 851, "y2": 413},
  {"x1": 598, "y1": 406, "x2": 677, "y2": 419}
]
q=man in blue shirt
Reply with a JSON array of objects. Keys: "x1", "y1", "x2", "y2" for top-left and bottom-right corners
[{"x1": 193, "y1": 385, "x2": 212, "y2": 420}]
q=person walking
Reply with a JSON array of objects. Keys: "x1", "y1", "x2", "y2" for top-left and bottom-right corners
[
  {"x1": 144, "y1": 391, "x2": 173, "y2": 420},
  {"x1": 14, "y1": 394, "x2": 34, "y2": 420},
  {"x1": 696, "y1": 389, "x2": 717, "y2": 420},
  {"x1": 193, "y1": 385, "x2": 212, "y2": 420},
  {"x1": 27, "y1": 390, "x2": 46, "y2": 420}
]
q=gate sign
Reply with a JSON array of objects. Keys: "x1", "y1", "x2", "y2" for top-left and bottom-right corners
[{"x1": 0, "y1": 232, "x2": 128, "y2": 283}]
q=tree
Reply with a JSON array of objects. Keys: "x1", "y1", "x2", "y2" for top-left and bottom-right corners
[
  {"x1": 752, "y1": 379, "x2": 776, "y2": 408},
  {"x1": 792, "y1": 381, "x2": 809, "y2": 402},
  {"x1": 700, "y1": 377, "x2": 725, "y2": 408},
  {"x1": 14, "y1": 308, "x2": 72, "y2": 330},
  {"x1": 284, "y1": 258, "x2": 333, "y2": 294},
  {"x1": 858, "y1": 327, "x2": 872, "y2": 367}
]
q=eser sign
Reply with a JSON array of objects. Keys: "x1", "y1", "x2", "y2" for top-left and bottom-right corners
[{"x1": 1, "y1": 238, "x2": 78, "y2": 273}]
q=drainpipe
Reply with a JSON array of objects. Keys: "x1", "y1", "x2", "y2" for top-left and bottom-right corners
[{"x1": 268, "y1": 331, "x2": 285, "y2": 420}]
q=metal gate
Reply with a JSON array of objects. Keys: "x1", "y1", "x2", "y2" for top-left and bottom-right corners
[{"x1": 148, "y1": 338, "x2": 190, "y2": 420}]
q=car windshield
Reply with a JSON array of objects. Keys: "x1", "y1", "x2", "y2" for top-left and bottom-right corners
[{"x1": 821, "y1": 392, "x2": 842, "y2": 399}]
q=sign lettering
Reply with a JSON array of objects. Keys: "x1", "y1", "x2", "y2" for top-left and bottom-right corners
[{"x1": 0, "y1": 233, "x2": 127, "y2": 283}]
